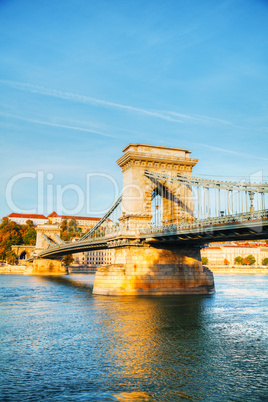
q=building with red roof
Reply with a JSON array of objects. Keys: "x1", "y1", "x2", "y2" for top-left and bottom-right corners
[
  {"x1": 6, "y1": 211, "x2": 110, "y2": 230},
  {"x1": 201, "y1": 241, "x2": 268, "y2": 266},
  {"x1": 47, "y1": 211, "x2": 103, "y2": 229},
  {"x1": 8, "y1": 213, "x2": 48, "y2": 226}
]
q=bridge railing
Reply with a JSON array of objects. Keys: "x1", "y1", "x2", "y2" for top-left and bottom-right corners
[
  {"x1": 145, "y1": 170, "x2": 268, "y2": 221},
  {"x1": 139, "y1": 209, "x2": 268, "y2": 235},
  {"x1": 76, "y1": 209, "x2": 268, "y2": 239}
]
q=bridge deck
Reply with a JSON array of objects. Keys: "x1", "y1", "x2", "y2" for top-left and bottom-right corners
[{"x1": 32, "y1": 211, "x2": 268, "y2": 260}]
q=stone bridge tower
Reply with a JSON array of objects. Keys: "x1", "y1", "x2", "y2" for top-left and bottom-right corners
[
  {"x1": 117, "y1": 144, "x2": 198, "y2": 231},
  {"x1": 35, "y1": 224, "x2": 61, "y2": 253},
  {"x1": 32, "y1": 224, "x2": 65, "y2": 275}
]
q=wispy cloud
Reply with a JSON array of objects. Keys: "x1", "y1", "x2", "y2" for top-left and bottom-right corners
[
  {"x1": 197, "y1": 142, "x2": 268, "y2": 161},
  {"x1": 165, "y1": 111, "x2": 233, "y2": 126},
  {"x1": 0, "y1": 111, "x2": 121, "y2": 139},
  {"x1": 0, "y1": 79, "x2": 234, "y2": 126}
]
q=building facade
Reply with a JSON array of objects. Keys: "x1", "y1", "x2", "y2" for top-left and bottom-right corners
[
  {"x1": 73, "y1": 249, "x2": 115, "y2": 269},
  {"x1": 8, "y1": 213, "x2": 48, "y2": 226},
  {"x1": 47, "y1": 211, "x2": 103, "y2": 230},
  {"x1": 6, "y1": 211, "x2": 109, "y2": 232},
  {"x1": 201, "y1": 241, "x2": 268, "y2": 266}
]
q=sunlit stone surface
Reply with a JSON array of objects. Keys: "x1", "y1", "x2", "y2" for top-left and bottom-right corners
[
  {"x1": 93, "y1": 246, "x2": 215, "y2": 295},
  {"x1": 32, "y1": 258, "x2": 67, "y2": 275}
]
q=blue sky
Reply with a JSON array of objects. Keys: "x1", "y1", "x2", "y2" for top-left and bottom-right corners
[{"x1": 1, "y1": 0, "x2": 268, "y2": 218}]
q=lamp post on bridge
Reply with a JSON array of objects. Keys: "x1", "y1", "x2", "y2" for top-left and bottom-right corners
[{"x1": 249, "y1": 192, "x2": 255, "y2": 212}]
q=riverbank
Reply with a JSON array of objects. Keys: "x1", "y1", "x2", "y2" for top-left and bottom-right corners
[
  {"x1": 0, "y1": 264, "x2": 96, "y2": 275},
  {"x1": 209, "y1": 266, "x2": 268, "y2": 274},
  {"x1": 1, "y1": 264, "x2": 267, "y2": 275},
  {"x1": 0, "y1": 264, "x2": 26, "y2": 274}
]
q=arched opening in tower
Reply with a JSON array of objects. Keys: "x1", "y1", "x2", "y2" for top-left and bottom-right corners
[
  {"x1": 20, "y1": 251, "x2": 27, "y2": 260},
  {"x1": 151, "y1": 188, "x2": 162, "y2": 227}
]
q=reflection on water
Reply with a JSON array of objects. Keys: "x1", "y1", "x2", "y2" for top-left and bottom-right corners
[
  {"x1": 41, "y1": 274, "x2": 94, "y2": 292},
  {"x1": 0, "y1": 274, "x2": 267, "y2": 401}
]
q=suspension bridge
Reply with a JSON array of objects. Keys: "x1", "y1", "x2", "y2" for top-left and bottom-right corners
[{"x1": 32, "y1": 144, "x2": 268, "y2": 295}]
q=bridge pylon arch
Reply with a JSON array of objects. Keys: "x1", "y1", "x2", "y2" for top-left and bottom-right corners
[{"x1": 117, "y1": 144, "x2": 198, "y2": 230}]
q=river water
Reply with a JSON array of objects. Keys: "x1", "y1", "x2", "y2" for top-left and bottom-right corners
[{"x1": 0, "y1": 274, "x2": 267, "y2": 401}]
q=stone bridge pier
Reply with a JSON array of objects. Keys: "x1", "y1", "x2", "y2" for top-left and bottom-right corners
[
  {"x1": 93, "y1": 243, "x2": 214, "y2": 295},
  {"x1": 31, "y1": 224, "x2": 67, "y2": 275},
  {"x1": 93, "y1": 144, "x2": 215, "y2": 295}
]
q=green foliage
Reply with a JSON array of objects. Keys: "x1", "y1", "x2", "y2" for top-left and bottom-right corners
[
  {"x1": 5, "y1": 250, "x2": 17, "y2": 265},
  {"x1": 62, "y1": 254, "x2": 74, "y2": 266},
  {"x1": 0, "y1": 218, "x2": 36, "y2": 261},
  {"x1": 235, "y1": 255, "x2": 256, "y2": 266},
  {"x1": 262, "y1": 257, "x2": 268, "y2": 266},
  {"x1": 234, "y1": 256, "x2": 243, "y2": 265},
  {"x1": 60, "y1": 219, "x2": 82, "y2": 241},
  {"x1": 243, "y1": 254, "x2": 256, "y2": 266},
  {"x1": 22, "y1": 226, "x2": 36, "y2": 245},
  {"x1": 201, "y1": 257, "x2": 209, "y2": 265}
]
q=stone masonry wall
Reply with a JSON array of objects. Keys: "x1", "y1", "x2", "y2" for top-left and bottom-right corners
[{"x1": 93, "y1": 245, "x2": 215, "y2": 295}]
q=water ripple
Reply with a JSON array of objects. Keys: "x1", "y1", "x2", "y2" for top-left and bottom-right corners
[{"x1": 0, "y1": 274, "x2": 267, "y2": 401}]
